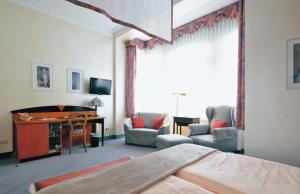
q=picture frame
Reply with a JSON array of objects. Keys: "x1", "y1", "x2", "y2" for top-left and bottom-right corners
[
  {"x1": 67, "y1": 68, "x2": 84, "y2": 93},
  {"x1": 32, "y1": 63, "x2": 53, "y2": 91},
  {"x1": 287, "y1": 37, "x2": 300, "y2": 89}
]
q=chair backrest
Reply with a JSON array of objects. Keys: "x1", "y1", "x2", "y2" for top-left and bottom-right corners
[
  {"x1": 206, "y1": 106, "x2": 235, "y2": 128},
  {"x1": 134, "y1": 112, "x2": 165, "y2": 128},
  {"x1": 68, "y1": 113, "x2": 88, "y2": 133}
]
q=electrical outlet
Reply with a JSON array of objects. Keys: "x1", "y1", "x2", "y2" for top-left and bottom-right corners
[
  {"x1": 105, "y1": 128, "x2": 110, "y2": 131},
  {"x1": 0, "y1": 138, "x2": 8, "y2": 144}
]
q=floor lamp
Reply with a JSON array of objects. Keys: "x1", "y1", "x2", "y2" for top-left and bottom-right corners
[{"x1": 173, "y1": 92, "x2": 188, "y2": 116}]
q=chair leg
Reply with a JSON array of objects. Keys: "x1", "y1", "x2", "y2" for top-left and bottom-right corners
[
  {"x1": 84, "y1": 133, "x2": 87, "y2": 152},
  {"x1": 69, "y1": 133, "x2": 72, "y2": 154}
]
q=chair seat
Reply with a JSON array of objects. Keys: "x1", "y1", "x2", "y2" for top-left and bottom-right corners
[
  {"x1": 126, "y1": 128, "x2": 159, "y2": 147},
  {"x1": 191, "y1": 134, "x2": 213, "y2": 148},
  {"x1": 129, "y1": 128, "x2": 158, "y2": 135}
]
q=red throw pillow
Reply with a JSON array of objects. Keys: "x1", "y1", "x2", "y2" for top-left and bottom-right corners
[
  {"x1": 131, "y1": 117, "x2": 145, "y2": 128},
  {"x1": 152, "y1": 116, "x2": 164, "y2": 129},
  {"x1": 210, "y1": 120, "x2": 228, "y2": 133}
]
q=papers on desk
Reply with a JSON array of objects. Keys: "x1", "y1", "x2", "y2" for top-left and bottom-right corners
[{"x1": 36, "y1": 118, "x2": 58, "y2": 120}]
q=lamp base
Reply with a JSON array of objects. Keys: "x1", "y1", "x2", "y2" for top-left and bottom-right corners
[{"x1": 95, "y1": 105, "x2": 98, "y2": 116}]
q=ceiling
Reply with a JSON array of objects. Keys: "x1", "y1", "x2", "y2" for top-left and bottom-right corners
[{"x1": 8, "y1": 0, "x2": 238, "y2": 38}]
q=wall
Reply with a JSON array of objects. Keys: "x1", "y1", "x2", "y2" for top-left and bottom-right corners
[
  {"x1": 0, "y1": 0, "x2": 114, "y2": 153},
  {"x1": 245, "y1": 0, "x2": 300, "y2": 167},
  {"x1": 113, "y1": 31, "x2": 137, "y2": 135}
]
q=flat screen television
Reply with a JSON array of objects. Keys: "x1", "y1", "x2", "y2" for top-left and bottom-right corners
[{"x1": 89, "y1": 78, "x2": 112, "y2": 95}]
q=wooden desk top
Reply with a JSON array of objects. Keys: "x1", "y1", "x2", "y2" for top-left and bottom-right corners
[{"x1": 15, "y1": 116, "x2": 105, "y2": 125}]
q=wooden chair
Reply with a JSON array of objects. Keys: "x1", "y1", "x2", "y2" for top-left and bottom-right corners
[{"x1": 67, "y1": 113, "x2": 88, "y2": 154}]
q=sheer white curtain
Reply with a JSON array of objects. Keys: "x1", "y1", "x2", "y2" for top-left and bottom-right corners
[{"x1": 136, "y1": 18, "x2": 238, "y2": 119}]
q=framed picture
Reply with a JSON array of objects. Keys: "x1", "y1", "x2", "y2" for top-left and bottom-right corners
[
  {"x1": 67, "y1": 68, "x2": 84, "y2": 93},
  {"x1": 287, "y1": 37, "x2": 300, "y2": 89},
  {"x1": 32, "y1": 63, "x2": 53, "y2": 91}
]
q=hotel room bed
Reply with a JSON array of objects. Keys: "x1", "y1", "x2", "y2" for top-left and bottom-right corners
[
  {"x1": 34, "y1": 144, "x2": 300, "y2": 194},
  {"x1": 176, "y1": 151, "x2": 300, "y2": 194}
]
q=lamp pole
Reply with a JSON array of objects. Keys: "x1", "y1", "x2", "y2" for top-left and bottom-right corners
[
  {"x1": 176, "y1": 94, "x2": 180, "y2": 116},
  {"x1": 173, "y1": 92, "x2": 187, "y2": 116}
]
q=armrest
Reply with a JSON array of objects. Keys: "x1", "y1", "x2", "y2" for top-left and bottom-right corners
[
  {"x1": 212, "y1": 127, "x2": 237, "y2": 141},
  {"x1": 158, "y1": 124, "x2": 171, "y2": 135},
  {"x1": 123, "y1": 118, "x2": 133, "y2": 133},
  {"x1": 188, "y1": 124, "x2": 209, "y2": 136}
]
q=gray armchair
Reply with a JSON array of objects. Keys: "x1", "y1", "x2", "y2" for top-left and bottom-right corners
[
  {"x1": 188, "y1": 106, "x2": 237, "y2": 152},
  {"x1": 124, "y1": 112, "x2": 171, "y2": 147}
]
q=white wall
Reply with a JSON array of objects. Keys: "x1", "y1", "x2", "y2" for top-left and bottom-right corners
[
  {"x1": 114, "y1": 31, "x2": 137, "y2": 135},
  {"x1": 0, "y1": 0, "x2": 114, "y2": 153},
  {"x1": 245, "y1": 0, "x2": 300, "y2": 167}
]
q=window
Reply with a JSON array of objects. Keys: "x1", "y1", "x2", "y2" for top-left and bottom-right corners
[{"x1": 136, "y1": 18, "x2": 238, "y2": 118}]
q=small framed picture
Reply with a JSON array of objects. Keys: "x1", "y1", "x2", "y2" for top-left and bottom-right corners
[
  {"x1": 67, "y1": 68, "x2": 84, "y2": 93},
  {"x1": 287, "y1": 37, "x2": 300, "y2": 89},
  {"x1": 32, "y1": 63, "x2": 53, "y2": 91}
]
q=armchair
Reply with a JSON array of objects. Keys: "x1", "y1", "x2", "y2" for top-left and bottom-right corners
[
  {"x1": 188, "y1": 106, "x2": 238, "y2": 152},
  {"x1": 124, "y1": 112, "x2": 171, "y2": 147}
]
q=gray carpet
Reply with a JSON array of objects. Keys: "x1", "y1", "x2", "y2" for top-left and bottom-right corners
[{"x1": 0, "y1": 138, "x2": 155, "y2": 194}]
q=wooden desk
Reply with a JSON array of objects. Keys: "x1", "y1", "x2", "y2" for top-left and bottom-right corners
[
  {"x1": 11, "y1": 105, "x2": 105, "y2": 163},
  {"x1": 173, "y1": 116, "x2": 200, "y2": 135}
]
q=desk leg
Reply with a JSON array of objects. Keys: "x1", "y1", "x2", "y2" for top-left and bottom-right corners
[
  {"x1": 180, "y1": 126, "x2": 182, "y2": 135},
  {"x1": 59, "y1": 123, "x2": 62, "y2": 154},
  {"x1": 101, "y1": 120, "x2": 104, "y2": 146},
  {"x1": 173, "y1": 120, "x2": 175, "y2": 134}
]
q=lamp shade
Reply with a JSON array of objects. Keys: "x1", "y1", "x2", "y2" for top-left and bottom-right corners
[
  {"x1": 173, "y1": 92, "x2": 188, "y2": 96},
  {"x1": 89, "y1": 97, "x2": 104, "y2": 107}
]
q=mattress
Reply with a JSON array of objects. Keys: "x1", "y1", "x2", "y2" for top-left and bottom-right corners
[
  {"x1": 140, "y1": 175, "x2": 215, "y2": 194},
  {"x1": 176, "y1": 151, "x2": 300, "y2": 194}
]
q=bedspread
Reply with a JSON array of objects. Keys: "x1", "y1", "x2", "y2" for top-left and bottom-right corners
[
  {"x1": 176, "y1": 151, "x2": 300, "y2": 194},
  {"x1": 37, "y1": 144, "x2": 216, "y2": 194}
]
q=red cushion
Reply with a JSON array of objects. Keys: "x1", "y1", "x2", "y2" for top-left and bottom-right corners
[
  {"x1": 131, "y1": 117, "x2": 145, "y2": 128},
  {"x1": 34, "y1": 156, "x2": 132, "y2": 192},
  {"x1": 152, "y1": 116, "x2": 164, "y2": 129},
  {"x1": 210, "y1": 120, "x2": 228, "y2": 133}
]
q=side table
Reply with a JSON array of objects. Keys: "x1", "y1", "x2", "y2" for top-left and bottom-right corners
[{"x1": 172, "y1": 116, "x2": 200, "y2": 135}]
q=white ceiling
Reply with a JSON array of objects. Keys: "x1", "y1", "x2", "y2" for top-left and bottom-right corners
[
  {"x1": 8, "y1": 0, "x2": 121, "y2": 36},
  {"x1": 174, "y1": 0, "x2": 238, "y2": 28},
  {"x1": 8, "y1": 0, "x2": 238, "y2": 38}
]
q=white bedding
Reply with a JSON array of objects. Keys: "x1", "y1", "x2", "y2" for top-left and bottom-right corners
[{"x1": 176, "y1": 151, "x2": 300, "y2": 194}]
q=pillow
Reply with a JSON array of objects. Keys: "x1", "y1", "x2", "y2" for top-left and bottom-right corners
[
  {"x1": 210, "y1": 120, "x2": 228, "y2": 133},
  {"x1": 152, "y1": 116, "x2": 164, "y2": 129},
  {"x1": 131, "y1": 117, "x2": 145, "y2": 128}
]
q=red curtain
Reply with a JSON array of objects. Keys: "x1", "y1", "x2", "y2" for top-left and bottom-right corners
[
  {"x1": 236, "y1": 0, "x2": 245, "y2": 130},
  {"x1": 125, "y1": 43, "x2": 137, "y2": 117}
]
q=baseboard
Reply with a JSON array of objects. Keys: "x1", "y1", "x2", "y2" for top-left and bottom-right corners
[
  {"x1": 0, "y1": 151, "x2": 13, "y2": 159},
  {"x1": 0, "y1": 135, "x2": 125, "y2": 159},
  {"x1": 103, "y1": 134, "x2": 125, "y2": 140},
  {"x1": 234, "y1": 149, "x2": 244, "y2": 154}
]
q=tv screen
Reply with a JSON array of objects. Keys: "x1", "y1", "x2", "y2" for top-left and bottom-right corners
[{"x1": 89, "y1": 78, "x2": 112, "y2": 95}]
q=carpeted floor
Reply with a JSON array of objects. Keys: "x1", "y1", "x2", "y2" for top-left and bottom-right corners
[{"x1": 0, "y1": 138, "x2": 155, "y2": 194}]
